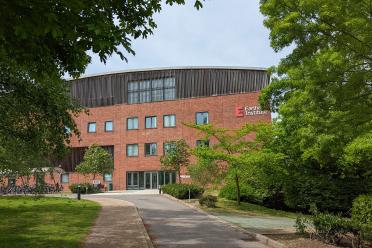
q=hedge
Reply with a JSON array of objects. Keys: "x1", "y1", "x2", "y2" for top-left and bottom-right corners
[
  {"x1": 352, "y1": 195, "x2": 372, "y2": 242},
  {"x1": 69, "y1": 183, "x2": 102, "y2": 194},
  {"x1": 161, "y1": 183, "x2": 204, "y2": 199}
]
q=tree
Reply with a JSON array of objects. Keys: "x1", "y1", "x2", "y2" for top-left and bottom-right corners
[
  {"x1": 188, "y1": 157, "x2": 224, "y2": 189},
  {"x1": 75, "y1": 144, "x2": 113, "y2": 180},
  {"x1": 160, "y1": 139, "x2": 191, "y2": 183},
  {"x1": 0, "y1": 0, "x2": 203, "y2": 171},
  {"x1": 187, "y1": 123, "x2": 280, "y2": 205},
  {"x1": 258, "y1": 0, "x2": 372, "y2": 212}
]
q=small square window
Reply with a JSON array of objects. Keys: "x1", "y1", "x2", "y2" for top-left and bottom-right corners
[
  {"x1": 145, "y1": 116, "x2": 157, "y2": 129},
  {"x1": 196, "y1": 140, "x2": 210, "y2": 147},
  {"x1": 87, "y1": 122, "x2": 96, "y2": 133},
  {"x1": 145, "y1": 143, "x2": 157, "y2": 156},
  {"x1": 127, "y1": 117, "x2": 138, "y2": 130},
  {"x1": 105, "y1": 121, "x2": 113, "y2": 132},
  {"x1": 196, "y1": 112, "x2": 209, "y2": 125},
  {"x1": 61, "y1": 173, "x2": 69, "y2": 184},
  {"x1": 163, "y1": 142, "x2": 176, "y2": 155},
  {"x1": 104, "y1": 173, "x2": 112, "y2": 182},
  {"x1": 163, "y1": 115, "x2": 176, "y2": 128},
  {"x1": 127, "y1": 144, "x2": 139, "y2": 157}
]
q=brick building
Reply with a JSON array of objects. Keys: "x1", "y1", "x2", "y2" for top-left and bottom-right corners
[{"x1": 15, "y1": 67, "x2": 271, "y2": 191}]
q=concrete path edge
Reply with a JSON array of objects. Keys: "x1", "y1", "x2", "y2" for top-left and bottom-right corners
[
  {"x1": 85, "y1": 197, "x2": 154, "y2": 248},
  {"x1": 134, "y1": 204, "x2": 154, "y2": 248},
  {"x1": 162, "y1": 194, "x2": 286, "y2": 248}
]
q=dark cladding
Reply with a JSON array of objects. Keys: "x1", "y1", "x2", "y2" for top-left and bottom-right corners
[{"x1": 71, "y1": 67, "x2": 269, "y2": 108}]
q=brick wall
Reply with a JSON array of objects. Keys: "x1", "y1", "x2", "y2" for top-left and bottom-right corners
[{"x1": 67, "y1": 92, "x2": 271, "y2": 190}]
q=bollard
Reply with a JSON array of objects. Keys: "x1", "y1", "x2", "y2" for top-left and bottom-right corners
[
  {"x1": 77, "y1": 185, "x2": 81, "y2": 200},
  {"x1": 159, "y1": 185, "x2": 162, "y2": 195},
  {"x1": 188, "y1": 188, "x2": 191, "y2": 202}
]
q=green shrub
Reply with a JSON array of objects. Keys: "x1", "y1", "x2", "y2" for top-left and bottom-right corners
[
  {"x1": 199, "y1": 195, "x2": 217, "y2": 208},
  {"x1": 219, "y1": 182, "x2": 265, "y2": 204},
  {"x1": 69, "y1": 183, "x2": 102, "y2": 194},
  {"x1": 161, "y1": 183, "x2": 204, "y2": 199},
  {"x1": 295, "y1": 212, "x2": 366, "y2": 246},
  {"x1": 312, "y1": 213, "x2": 357, "y2": 245},
  {"x1": 352, "y1": 195, "x2": 372, "y2": 242}
]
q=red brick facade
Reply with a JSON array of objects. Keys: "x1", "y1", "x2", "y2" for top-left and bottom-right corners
[{"x1": 52, "y1": 91, "x2": 270, "y2": 191}]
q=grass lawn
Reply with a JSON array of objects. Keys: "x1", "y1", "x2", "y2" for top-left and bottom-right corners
[
  {"x1": 209, "y1": 198, "x2": 304, "y2": 218},
  {"x1": 0, "y1": 196, "x2": 101, "y2": 248}
]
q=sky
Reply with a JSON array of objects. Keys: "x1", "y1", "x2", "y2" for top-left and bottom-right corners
[{"x1": 83, "y1": 0, "x2": 290, "y2": 76}]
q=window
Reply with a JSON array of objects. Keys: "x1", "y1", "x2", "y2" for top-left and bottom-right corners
[
  {"x1": 127, "y1": 77, "x2": 176, "y2": 104},
  {"x1": 105, "y1": 121, "x2": 113, "y2": 132},
  {"x1": 127, "y1": 144, "x2": 139, "y2": 157},
  {"x1": 61, "y1": 173, "x2": 69, "y2": 183},
  {"x1": 196, "y1": 140, "x2": 210, "y2": 147},
  {"x1": 163, "y1": 114, "x2": 176, "y2": 127},
  {"x1": 196, "y1": 112, "x2": 209, "y2": 125},
  {"x1": 127, "y1": 117, "x2": 138, "y2": 130},
  {"x1": 163, "y1": 142, "x2": 176, "y2": 155},
  {"x1": 87, "y1": 122, "x2": 97, "y2": 133},
  {"x1": 104, "y1": 173, "x2": 112, "y2": 182},
  {"x1": 145, "y1": 143, "x2": 157, "y2": 156},
  {"x1": 145, "y1": 116, "x2": 157, "y2": 129}
]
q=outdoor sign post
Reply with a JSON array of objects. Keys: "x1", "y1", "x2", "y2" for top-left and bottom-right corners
[{"x1": 77, "y1": 185, "x2": 81, "y2": 200}]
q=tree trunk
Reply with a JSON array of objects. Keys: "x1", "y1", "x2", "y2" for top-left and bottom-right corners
[{"x1": 235, "y1": 172, "x2": 241, "y2": 205}]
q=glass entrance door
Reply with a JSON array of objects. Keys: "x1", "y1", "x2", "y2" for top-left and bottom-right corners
[
  {"x1": 127, "y1": 172, "x2": 139, "y2": 189},
  {"x1": 145, "y1": 172, "x2": 158, "y2": 189}
]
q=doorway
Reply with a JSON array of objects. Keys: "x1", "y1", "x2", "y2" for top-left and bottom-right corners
[{"x1": 145, "y1": 172, "x2": 158, "y2": 189}]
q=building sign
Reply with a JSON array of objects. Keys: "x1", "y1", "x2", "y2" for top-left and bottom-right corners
[
  {"x1": 180, "y1": 175, "x2": 191, "y2": 179},
  {"x1": 235, "y1": 106, "x2": 269, "y2": 117}
]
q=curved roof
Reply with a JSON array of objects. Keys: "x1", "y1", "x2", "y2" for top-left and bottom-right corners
[
  {"x1": 76, "y1": 66, "x2": 267, "y2": 80},
  {"x1": 70, "y1": 66, "x2": 270, "y2": 108}
]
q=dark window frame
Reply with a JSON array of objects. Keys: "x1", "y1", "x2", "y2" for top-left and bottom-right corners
[
  {"x1": 126, "y1": 144, "x2": 139, "y2": 157},
  {"x1": 196, "y1": 139, "x2": 210, "y2": 147},
  {"x1": 145, "y1": 142, "x2": 158, "y2": 156},
  {"x1": 163, "y1": 142, "x2": 176, "y2": 155},
  {"x1": 127, "y1": 117, "x2": 139, "y2": 130},
  {"x1": 195, "y1": 111, "x2": 209, "y2": 125},
  {"x1": 145, "y1": 116, "x2": 157, "y2": 129},
  {"x1": 127, "y1": 77, "x2": 176, "y2": 104},
  {"x1": 163, "y1": 114, "x2": 176, "y2": 128},
  {"x1": 87, "y1": 122, "x2": 97, "y2": 133},
  {"x1": 104, "y1": 121, "x2": 113, "y2": 132},
  {"x1": 60, "y1": 173, "x2": 69, "y2": 184}
]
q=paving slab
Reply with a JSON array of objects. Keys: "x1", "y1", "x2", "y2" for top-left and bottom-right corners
[{"x1": 83, "y1": 197, "x2": 153, "y2": 248}]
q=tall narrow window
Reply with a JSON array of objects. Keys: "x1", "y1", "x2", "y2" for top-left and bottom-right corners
[
  {"x1": 127, "y1": 117, "x2": 138, "y2": 130},
  {"x1": 145, "y1": 143, "x2": 157, "y2": 156},
  {"x1": 127, "y1": 144, "x2": 139, "y2": 157},
  {"x1": 87, "y1": 122, "x2": 96, "y2": 133},
  {"x1": 163, "y1": 114, "x2": 176, "y2": 127},
  {"x1": 145, "y1": 116, "x2": 157, "y2": 129},
  {"x1": 196, "y1": 112, "x2": 209, "y2": 125},
  {"x1": 105, "y1": 121, "x2": 113, "y2": 132}
]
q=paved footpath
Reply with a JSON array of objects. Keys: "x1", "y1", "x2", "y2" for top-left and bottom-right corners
[
  {"x1": 83, "y1": 197, "x2": 153, "y2": 248},
  {"x1": 87, "y1": 194, "x2": 271, "y2": 248}
]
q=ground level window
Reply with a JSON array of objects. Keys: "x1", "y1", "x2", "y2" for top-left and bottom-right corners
[
  {"x1": 61, "y1": 173, "x2": 69, "y2": 183},
  {"x1": 104, "y1": 173, "x2": 112, "y2": 182}
]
